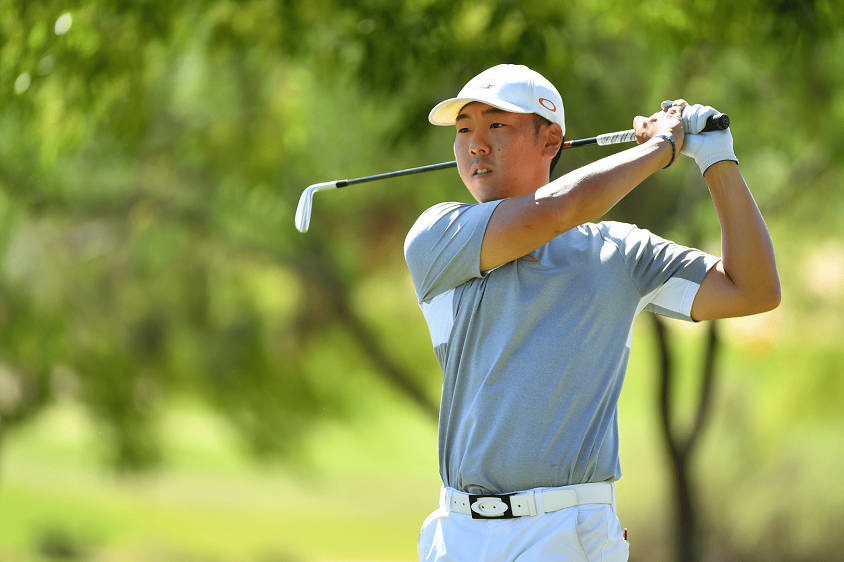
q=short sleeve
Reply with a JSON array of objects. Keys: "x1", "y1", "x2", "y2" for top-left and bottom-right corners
[
  {"x1": 404, "y1": 200, "x2": 502, "y2": 303},
  {"x1": 599, "y1": 221, "x2": 720, "y2": 321}
]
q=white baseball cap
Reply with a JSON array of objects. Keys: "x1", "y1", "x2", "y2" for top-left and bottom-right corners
[{"x1": 428, "y1": 64, "x2": 565, "y2": 136}]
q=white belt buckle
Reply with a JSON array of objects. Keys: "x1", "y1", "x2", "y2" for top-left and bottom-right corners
[{"x1": 469, "y1": 495, "x2": 512, "y2": 519}]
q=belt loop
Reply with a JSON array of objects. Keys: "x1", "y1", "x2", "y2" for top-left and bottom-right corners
[
  {"x1": 528, "y1": 490, "x2": 538, "y2": 516},
  {"x1": 534, "y1": 487, "x2": 545, "y2": 514},
  {"x1": 440, "y1": 486, "x2": 449, "y2": 511}
]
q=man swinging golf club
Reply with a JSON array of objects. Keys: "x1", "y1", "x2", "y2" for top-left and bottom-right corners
[{"x1": 404, "y1": 64, "x2": 780, "y2": 561}]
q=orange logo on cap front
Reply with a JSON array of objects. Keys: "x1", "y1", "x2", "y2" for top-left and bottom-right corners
[{"x1": 539, "y1": 98, "x2": 557, "y2": 112}]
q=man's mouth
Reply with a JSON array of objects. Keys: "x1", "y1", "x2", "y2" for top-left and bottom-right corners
[{"x1": 472, "y1": 168, "x2": 492, "y2": 177}]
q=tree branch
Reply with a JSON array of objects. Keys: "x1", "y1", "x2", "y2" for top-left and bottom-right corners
[
  {"x1": 298, "y1": 244, "x2": 439, "y2": 422},
  {"x1": 681, "y1": 321, "x2": 719, "y2": 456},
  {"x1": 653, "y1": 315, "x2": 680, "y2": 462}
]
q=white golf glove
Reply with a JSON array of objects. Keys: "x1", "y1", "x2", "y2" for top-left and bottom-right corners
[{"x1": 680, "y1": 104, "x2": 738, "y2": 174}]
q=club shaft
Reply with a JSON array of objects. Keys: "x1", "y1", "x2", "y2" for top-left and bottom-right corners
[
  {"x1": 333, "y1": 128, "x2": 645, "y2": 187},
  {"x1": 337, "y1": 161, "x2": 457, "y2": 187}
]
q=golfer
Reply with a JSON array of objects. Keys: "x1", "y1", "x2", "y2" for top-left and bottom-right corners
[{"x1": 404, "y1": 64, "x2": 779, "y2": 561}]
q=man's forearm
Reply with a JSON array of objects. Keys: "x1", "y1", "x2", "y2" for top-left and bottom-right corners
[
  {"x1": 537, "y1": 136, "x2": 673, "y2": 232},
  {"x1": 704, "y1": 161, "x2": 780, "y2": 308}
]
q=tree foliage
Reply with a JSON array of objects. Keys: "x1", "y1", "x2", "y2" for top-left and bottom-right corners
[{"x1": 1, "y1": 0, "x2": 842, "y2": 475}]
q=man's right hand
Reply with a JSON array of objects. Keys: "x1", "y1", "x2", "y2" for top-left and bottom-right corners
[{"x1": 633, "y1": 100, "x2": 686, "y2": 164}]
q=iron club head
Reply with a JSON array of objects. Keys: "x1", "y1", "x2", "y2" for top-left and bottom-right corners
[{"x1": 295, "y1": 181, "x2": 337, "y2": 233}]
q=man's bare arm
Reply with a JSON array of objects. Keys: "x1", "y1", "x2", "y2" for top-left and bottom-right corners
[
  {"x1": 691, "y1": 161, "x2": 780, "y2": 320},
  {"x1": 481, "y1": 127, "x2": 679, "y2": 272}
]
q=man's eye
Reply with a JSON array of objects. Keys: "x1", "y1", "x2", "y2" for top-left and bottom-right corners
[
  {"x1": 490, "y1": 123, "x2": 504, "y2": 129},
  {"x1": 457, "y1": 127, "x2": 469, "y2": 133}
]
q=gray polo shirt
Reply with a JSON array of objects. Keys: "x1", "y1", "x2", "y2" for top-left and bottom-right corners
[{"x1": 404, "y1": 201, "x2": 719, "y2": 495}]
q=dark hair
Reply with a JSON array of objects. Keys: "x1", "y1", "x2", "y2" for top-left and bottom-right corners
[{"x1": 533, "y1": 114, "x2": 563, "y2": 177}]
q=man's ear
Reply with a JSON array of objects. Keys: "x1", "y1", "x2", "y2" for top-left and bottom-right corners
[{"x1": 544, "y1": 123, "x2": 563, "y2": 156}]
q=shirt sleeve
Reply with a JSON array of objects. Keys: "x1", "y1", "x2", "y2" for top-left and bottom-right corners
[
  {"x1": 404, "y1": 200, "x2": 502, "y2": 303},
  {"x1": 601, "y1": 221, "x2": 720, "y2": 321}
]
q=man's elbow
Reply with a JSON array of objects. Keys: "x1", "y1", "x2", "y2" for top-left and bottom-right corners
[
  {"x1": 767, "y1": 280, "x2": 782, "y2": 310},
  {"x1": 757, "y1": 287, "x2": 781, "y2": 313},
  {"x1": 747, "y1": 278, "x2": 781, "y2": 314}
]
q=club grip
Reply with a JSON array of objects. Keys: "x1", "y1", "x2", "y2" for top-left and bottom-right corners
[{"x1": 702, "y1": 113, "x2": 730, "y2": 132}]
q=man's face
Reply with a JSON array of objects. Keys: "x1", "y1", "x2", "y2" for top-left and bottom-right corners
[{"x1": 453, "y1": 102, "x2": 552, "y2": 203}]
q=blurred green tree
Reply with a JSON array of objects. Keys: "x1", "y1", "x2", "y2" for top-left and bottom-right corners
[{"x1": 1, "y1": 0, "x2": 843, "y2": 559}]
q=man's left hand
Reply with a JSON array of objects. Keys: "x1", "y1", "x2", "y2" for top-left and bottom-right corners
[{"x1": 679, "y1": 102, "x2": 738, "y2": 175}]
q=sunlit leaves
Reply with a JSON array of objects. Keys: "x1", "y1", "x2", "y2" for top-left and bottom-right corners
[{"x1": 0, "y1": 0, "x2": 843, "y2": 473}]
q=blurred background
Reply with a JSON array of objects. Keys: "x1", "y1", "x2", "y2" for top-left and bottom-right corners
[{"x1": 1, "y1": 1, "x2": 843, "y2": 560}]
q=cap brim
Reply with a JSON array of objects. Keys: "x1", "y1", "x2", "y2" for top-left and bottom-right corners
[{"x1": 428, "y1": 97, "x2": 532, "y2": 126}]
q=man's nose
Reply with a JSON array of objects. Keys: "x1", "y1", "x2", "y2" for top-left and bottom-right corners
[{"x1": 469, "y1": 134, "x2": 490, "y2": 155}]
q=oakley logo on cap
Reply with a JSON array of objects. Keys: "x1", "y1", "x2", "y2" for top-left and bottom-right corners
[{"x1": 539, "y1": 98, "x2": 557, "y2": 112}]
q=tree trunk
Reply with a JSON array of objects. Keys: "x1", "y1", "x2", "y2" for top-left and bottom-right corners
[{"x1": 652, "y1": 315, "x2": 720, "y2": 562}]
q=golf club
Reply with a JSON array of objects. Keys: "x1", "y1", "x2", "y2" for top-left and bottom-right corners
[{"x1": 294, "y1": 113, "x2": 729, "y2": 233}]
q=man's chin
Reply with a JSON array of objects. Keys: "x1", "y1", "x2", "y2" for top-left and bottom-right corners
[{"x1": 468, "y1": 181, "x2": 503, "y2": 203}]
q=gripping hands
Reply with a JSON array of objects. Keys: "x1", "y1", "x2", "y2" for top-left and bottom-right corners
[{"x1": 678, "y1": 103, "x2": 738, "y2": 175}]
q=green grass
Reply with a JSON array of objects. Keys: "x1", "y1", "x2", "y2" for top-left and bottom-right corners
[
  {"x1": 0, "y1": 474, "x2": 436, "y2": 561},
  {"x1": 0, "y1": 398, "x2": 441, "y2": 561}
]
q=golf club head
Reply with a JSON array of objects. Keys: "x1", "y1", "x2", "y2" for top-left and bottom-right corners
[{"x1": 295, "y1": 181, "x2": 337, "y2": 233}]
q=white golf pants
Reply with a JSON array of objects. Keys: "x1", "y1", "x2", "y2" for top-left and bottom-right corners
[{"x1": 418, "y1": 483, "x2": 629, "y2": 561}]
